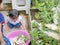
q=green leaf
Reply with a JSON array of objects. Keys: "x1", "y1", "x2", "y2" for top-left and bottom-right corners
[{"x1": 30, "y1": 28, "x2": 38, "y2": 37}]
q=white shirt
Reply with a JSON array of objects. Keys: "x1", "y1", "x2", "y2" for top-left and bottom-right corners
[{"x1": 8, "y1": 16, "x2": 22, "y2": 25}]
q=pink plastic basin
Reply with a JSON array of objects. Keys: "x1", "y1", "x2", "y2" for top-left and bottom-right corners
[{"x1": 7, "y1": 30, "x2": 30, "y2": 45}]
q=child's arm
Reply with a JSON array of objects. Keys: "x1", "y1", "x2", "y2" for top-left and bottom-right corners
[
  {"x1": 0, "y1": 23, "x2": 5, "y2": 45},
  {"x1": 20, "y1": 20, "x2": 26, "y2": 30}
]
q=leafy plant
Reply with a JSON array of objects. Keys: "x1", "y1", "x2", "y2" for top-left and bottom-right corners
[
  {"x1": 31, "y1": 0, "x2": 60, "y2": 45},
  {"x1": 30, "y1": 20, "x2": 60, "y2": 45},
  {"x1": 34, "y1": 11, "x2": 53, "y2": 23},
  {"x1": 57, "y1": 12, "x2": 60, "y2": 26},
  {"x1": 11, "y1": 34, "x2": 28, "y2": 45},
  {"x1": 31, "y1": 20, "x2": 39, "y2": 28},
  {"x1": 32, "y1": 0, "x2": 60, "y2": 24}
]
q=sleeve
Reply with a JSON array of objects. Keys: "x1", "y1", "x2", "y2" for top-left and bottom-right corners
[{"x1": 0, "y1": 13, "x2": 5, "y2": 24}]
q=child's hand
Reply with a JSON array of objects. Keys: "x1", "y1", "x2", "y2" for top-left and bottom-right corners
[{"x1": 1, "y1": 40, "x2": 6, "y2": 45}]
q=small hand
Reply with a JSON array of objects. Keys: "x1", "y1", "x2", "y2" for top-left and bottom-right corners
[{"x1": 1, "y1": 40, "x2": 6, "y2": 45}]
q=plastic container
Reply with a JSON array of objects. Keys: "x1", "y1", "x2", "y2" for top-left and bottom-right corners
[{"x1": 7, "y1": 30, "x2": 30, "y2": 45}]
